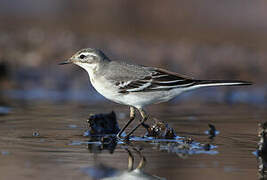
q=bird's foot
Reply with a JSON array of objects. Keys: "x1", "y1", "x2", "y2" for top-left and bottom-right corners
[{"x1": 116, "y1": 134, "x2": 130, "y2": 143}]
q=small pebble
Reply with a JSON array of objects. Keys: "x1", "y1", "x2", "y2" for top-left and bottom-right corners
[{"x1": 32, "y1": 130, "x2": 40, "y2": 137}]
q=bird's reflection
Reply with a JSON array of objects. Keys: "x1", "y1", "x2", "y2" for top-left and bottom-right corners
[{"x1": 83, "y1": 143, "x2": 165, "y2": 180}]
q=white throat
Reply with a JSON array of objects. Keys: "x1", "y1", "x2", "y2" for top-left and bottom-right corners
[{"x1": 74, "y1": 62, "x2": 99, "y2": 81}]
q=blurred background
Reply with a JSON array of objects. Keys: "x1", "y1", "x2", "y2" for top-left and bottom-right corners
[
  {"x1": 0, "y1": 1, "x2": 266, "y2": 180},
  {"x1": 0, "y1": 0, "x2": 265, "y2": 104}
]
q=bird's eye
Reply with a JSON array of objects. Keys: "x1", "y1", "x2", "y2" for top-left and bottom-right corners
[{"x1": 79, "y1": 54, "x2": 86, "y2": 59}]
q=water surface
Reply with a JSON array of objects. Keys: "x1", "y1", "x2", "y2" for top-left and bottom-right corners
[{"x1": 0, "y1": 101, "x2": 263, "y2": 180}]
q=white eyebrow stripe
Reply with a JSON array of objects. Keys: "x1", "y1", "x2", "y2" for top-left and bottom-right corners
[{"x1": 80, "y1": 52, "x2": 97, "y2": 57}]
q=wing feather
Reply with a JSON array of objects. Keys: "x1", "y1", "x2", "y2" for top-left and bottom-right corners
[{"x1": 117, "y1": 68, "x2": 197, "y2": 93}]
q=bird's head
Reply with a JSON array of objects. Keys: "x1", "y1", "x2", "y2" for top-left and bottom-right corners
[{"x1": 59, "y1": 48, "x2": 109, "y2": 72}]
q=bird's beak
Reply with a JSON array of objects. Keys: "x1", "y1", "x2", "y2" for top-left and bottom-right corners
[{"x1": 58, "y1": 59, "x2": 72, "y2": 65}]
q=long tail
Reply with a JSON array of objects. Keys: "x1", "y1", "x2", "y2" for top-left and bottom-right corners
[{"x1": 193, "y1": 80, "x2": 252, "y2": 88}]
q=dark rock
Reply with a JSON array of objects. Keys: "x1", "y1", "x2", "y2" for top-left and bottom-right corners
[
  {"x1": 145, "y1": 119, "x2": 176, "y2": 139},
  {"x1": 258, "y1": 122, "x2": 267, "y2": 155},
  {"x1": 257, "y1": 122, "x2": 267, "y2": 179},
  {"x1": 203, "y1": 143, "x2": 211, "y2": 151},
  {"x1": 183, "y1": 137, "x2": 194, "y2": 144},
  {"x1": 207, "y1": 124, "x2": 217, "y2": 139},
  {"x1": 86, "y1": 111, "x2": 120, "y2": 136}
]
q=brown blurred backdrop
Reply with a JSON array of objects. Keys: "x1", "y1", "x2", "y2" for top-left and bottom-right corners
[{"x1": 0, "y1": 0, "x2": 265, "y2": 102}]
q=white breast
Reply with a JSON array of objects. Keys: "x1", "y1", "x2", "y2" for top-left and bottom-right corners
[
  {"x1": 89, "y1": 74, "x2": 129, "y2": 104},
  {"x1": 90, "y1": 76, "x2": 184, "y2": 108}
]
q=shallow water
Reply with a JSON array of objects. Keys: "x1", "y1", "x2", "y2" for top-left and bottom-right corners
[{"x1": 0, "y1": 101, "x2": 264, "y2": 180}]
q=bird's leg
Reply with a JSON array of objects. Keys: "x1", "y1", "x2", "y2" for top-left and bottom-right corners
[
  {"x1": 117, "y1": 106, "x2": 135, "y2": 139},
  {"x1": 133, "y1": 147, "x2": 146, "y2": 170},
  {"x1": 125, "y1": 108, "x2": 148, "y2": 138},
  {"x1": 140, "y1": 117, "x2": 150, "y2": 131},
  {"x1": 125, "y1": 148, "x2": 134, "y2": 171}
]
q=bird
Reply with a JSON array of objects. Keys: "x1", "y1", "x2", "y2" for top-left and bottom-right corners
[{"x1": 59, "y1": 48, "x2": 252, "y2": 139}]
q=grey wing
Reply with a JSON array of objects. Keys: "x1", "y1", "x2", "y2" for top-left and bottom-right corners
[{"x1": 116, "y1": 68, "x2": 199, "y2": 93}]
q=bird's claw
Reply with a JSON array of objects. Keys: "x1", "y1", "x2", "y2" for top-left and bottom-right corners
[{"x1": 116, "y1": 134, "x2": 130, "y2": 142}]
